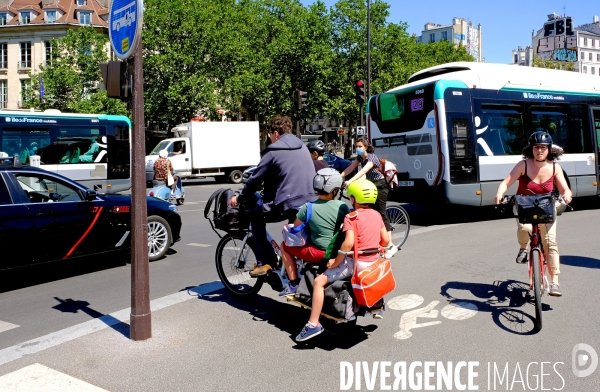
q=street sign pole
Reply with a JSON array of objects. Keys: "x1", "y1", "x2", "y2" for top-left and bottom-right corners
[
  {"x1": 130, "y1": 39, "x2": 150, "y2": 341},
  {"x1": 109, "y1": 0, "x2": 150, "y2": 341}
]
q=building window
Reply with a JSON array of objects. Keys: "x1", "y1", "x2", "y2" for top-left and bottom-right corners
[
  {"x1": 593, "y1": 67, "x2": 596, "y2": 75},
  {"x1": 77, "y1": 0, "x2": 86, "y2": 5},
  {"x1": 79, "y1": 11, "x2": 91, "y2": 25},
  {"x1": 429, "y1": 33, "x2": 435, "y2": 43},
  {"x1": 582, "y1": 51, "x2": 585, "y2": 59},
  {"x1": 20, "y1": 42, "x2": 31, "y2": 68},
  {"x1": 0, "y1": 13, "x2": 7, "y2": 26},
  {"x1": 584, "y1": 37, "x2": 588, "y2": 46},
  {"x1": 593, "y1": 39, "x2": 596, "y2": 48},
  {"x1": 590, "y1": 52, "x2": 593, "y2": 61},
  {"x1": 441, "y1": 31, "x2": 448, "y2": 41},
  {"x1": 20, "y1": 11, "x2": 31, "y2": 25},
  {"x1": 46, "y1": 10, "x2": 56, "y2": 23},
  {"x1": 20, "y1": 79, "x2": 31, "y2": 106},
  {"x1": 597, "y1": 54, "x2": 600, "y2": 61},
  {"x1": 583, "y1": 66, "x2": 587, "y2": 74},
  {"x1": 0, "y1": 80, "x2": 6, "y2": 109},
  {"x1": 0, "y1": 43, "x2": 6, "y2": 69},
  {"x1": 45, "y1": 41, "x2": 53, "y2": 65}
]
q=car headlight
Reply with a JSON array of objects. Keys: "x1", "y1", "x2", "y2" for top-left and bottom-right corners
[{"x1": 168, "y1": 204, "x2": 179, "y2": 214}]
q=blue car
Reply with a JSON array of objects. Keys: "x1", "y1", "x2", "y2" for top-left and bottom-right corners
[{"x1": 0, "y1": 157, "x2": 182, "y2": 270}]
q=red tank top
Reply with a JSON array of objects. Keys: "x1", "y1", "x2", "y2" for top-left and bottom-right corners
[{"x1": 516, "y1": 161, "x2": 555, "y2": 195}]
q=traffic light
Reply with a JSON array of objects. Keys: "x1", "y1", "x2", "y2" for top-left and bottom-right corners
[
  {"x1": 297, "y1": 90, "x2": 307, "y2": 110},
  {"x1": 354, "y1": 80, "x2": 365, "y2": 103},
  {"x1": 100, "y1": 61, "x2": 131, "y2": 101}
]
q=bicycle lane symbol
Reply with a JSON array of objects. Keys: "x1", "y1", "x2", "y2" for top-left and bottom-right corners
[{"x1": 388, "y1": 294, "x2": 479, "y2": 340}]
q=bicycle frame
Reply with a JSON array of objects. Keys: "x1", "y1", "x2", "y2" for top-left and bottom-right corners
[{"x1": 528, "y1": 224, "x2": 547, "y2": 292}]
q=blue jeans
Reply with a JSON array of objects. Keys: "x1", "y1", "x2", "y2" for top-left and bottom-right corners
[{"x1": 248, "y1": 204, "x2": 297, "y2": 266}]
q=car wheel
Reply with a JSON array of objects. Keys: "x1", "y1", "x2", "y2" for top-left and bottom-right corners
[
  {"x1": 147, "y1": 215, "x2": 172, "y2": 261},
  {"x1": 229, "y1": 169, "x2": 243, "y2": 184}
]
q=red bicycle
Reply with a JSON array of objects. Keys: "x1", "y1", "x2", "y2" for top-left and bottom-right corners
[{"x1": 501, "y1": 194, "x2": 570, "y2": 331}]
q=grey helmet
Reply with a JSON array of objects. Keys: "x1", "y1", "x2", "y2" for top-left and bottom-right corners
[
  {"x1": 307, "y1": 140, "x2": 326, "y2": 155},
  {"x1": 313, "y1": 168, "x2": 343, "y2": 194}
]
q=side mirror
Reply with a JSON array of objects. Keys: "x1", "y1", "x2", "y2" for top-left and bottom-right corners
[{"x1": 84, "y1": 189, "x2": 97, "y2": 201}]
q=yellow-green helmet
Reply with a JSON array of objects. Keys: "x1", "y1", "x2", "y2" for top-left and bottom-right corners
[{"x1": 347, "y1": 180, "x2": 378, "y2": 204}]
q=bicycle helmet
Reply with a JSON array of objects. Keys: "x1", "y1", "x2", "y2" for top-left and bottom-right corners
[
  {"x1": 347, "y1": 180, "x2": 378, "y2": 204},
  {"x1": 313, "y1": 168, "x2": 343, "y2": 194},
  {"x1": 529, "y1": 131, "x2": 553, "y2": 148},
  {"x1": 307, "y1": 140, "x2": 326, "y2": 155}
]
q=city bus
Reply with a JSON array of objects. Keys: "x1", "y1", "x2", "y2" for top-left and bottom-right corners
[
  {"x1": 367, "y1": 62, "x2": 600, "y2": 206},
  {"x1": 0, "y1": 110, "x2": 131, "y2": 193}
]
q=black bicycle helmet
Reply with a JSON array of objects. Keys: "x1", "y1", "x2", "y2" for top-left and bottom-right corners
[
  {"x1": 529, "y1": 131, "x2": 553, "y2": 147},
  {"x1": 307, "y1": 140, "x2": 326, "y2": 155}
]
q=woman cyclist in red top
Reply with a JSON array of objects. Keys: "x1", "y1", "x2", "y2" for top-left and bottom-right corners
[{"x1": 494, "y1": 131, "x2": 572, "y2": 297}]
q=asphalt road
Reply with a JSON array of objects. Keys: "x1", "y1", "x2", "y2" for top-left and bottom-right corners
[{"x1": 1, "y1": 180, "x2": 599, "y2": 391}]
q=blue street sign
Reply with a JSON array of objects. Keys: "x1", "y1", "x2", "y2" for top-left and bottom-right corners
[{"x1": 109, "y1": 0, "x2": 143, "y2": 60}]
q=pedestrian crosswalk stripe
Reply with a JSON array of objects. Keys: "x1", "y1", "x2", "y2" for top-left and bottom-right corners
[
  {"x1": 0, "y1": 320, "x2": 18, "y2": 334},
  {"x1": 0, "y1": 363, "x2": 109, "y2": 391}
]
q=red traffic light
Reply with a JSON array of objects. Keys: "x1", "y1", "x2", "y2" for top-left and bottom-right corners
[{"x1": 356, "y1": 80, "x2": 364, "y2": 87}]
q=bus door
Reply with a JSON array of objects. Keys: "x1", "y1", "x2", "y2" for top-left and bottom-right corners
[{"x1": 593, "y1": 108, "x2": 600, "y2": 195}]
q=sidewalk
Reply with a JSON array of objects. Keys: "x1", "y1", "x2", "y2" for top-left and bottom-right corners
[{"x1": 0, "y1": 281, "x2": 367, "y2": 392}]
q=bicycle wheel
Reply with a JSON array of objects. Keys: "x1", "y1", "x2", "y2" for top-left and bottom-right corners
[
  {"x1": 386, "y1": 205, "x2": 410, "y2": 248},
  {"x1": 531, "y1": 249, "x2": 543, "y2": 331},
  {"x1": 215, "y1": 233, "x2": 263, "y2": 297}
]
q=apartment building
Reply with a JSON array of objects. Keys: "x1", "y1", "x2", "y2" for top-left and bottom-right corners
[
  {"x1": 0, "y1": 0, "x2": 110, "y2": 109},
  {"x1": 416, "y1": 17, "x2": 483, "y2": 62},
  {"x1": 516, "y1": 13, "x2": 600, "y2": 75}
]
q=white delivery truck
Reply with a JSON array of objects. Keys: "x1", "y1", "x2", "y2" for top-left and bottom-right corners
[{"x1": 145, "y1": 121, "x2": 260, "y2": 185}]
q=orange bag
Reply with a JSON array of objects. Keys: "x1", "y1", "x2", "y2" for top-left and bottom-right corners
[{"x1": 349, "y1": 213, "x2": 396, "y2": 308}]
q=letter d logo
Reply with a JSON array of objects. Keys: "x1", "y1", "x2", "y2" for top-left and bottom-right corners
[{"x1": 572, "y1": 343, "x2": 598, "y2": 377}]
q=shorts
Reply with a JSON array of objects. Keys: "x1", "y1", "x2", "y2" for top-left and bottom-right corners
[
  {"x1": 282, "y1": 242, "x2": 325, "y2": 263},
  {"x1": 325, "y1": 256, "x2": 354, "y2": 282}
]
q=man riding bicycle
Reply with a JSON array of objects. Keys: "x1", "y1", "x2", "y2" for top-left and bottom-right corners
[
  {"x1": 230, "y1": 115, "x2": 317, "y2": 277},
  {"x1": 307, "y1": 140, "x2": 330, "y2": 172}
]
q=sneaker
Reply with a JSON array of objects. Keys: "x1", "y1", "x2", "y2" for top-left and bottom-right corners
[
  {"x1": 296, "y1": 323, "x2": 324, "y2": 342},
  {"x1": 249, "y1": 264, "x2": 272, "y2": 277},
  {"x1": 385, "y1": 244, "x2": 398, "y2": 259},
  {"x1": 372, "y1": 310, "x2": 384, "y2": 319},
  {"x1": 516, "y1": 248, "x2": 528, "y2": 264},
  {"x1": 548, "y1": 283, "x2": 562, "y2": 297},
  {"x1": 279, "y1": 283, "x2": 297, "y2": 297}
]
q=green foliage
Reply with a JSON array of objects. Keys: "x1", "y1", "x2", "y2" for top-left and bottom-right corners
[
  {"x1": 532, "y1": 55, "x2": 576, "y2": 71},
  {"x1": 22, "y1": 26, "x2": 128, "y2": 116}
]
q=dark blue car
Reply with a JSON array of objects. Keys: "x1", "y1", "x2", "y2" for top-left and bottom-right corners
[{"x1": 0, "y1": 157, "x2": 181, "y2": 270}]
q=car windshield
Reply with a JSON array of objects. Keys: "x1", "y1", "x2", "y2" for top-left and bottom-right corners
[{"x1": 150, "y1": 140, "x2": 170, "y2": 155}]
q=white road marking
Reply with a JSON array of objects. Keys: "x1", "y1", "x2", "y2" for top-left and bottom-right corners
[
  {"x1": 440, "y1": 302, "x2": 479, "y2": 321},
  {"x1": 187, "y1": 243, "x2": 211, "y2": 247},
  {"x1": 0, "y1": 321, "x2": 19, "y2": 334},
  {"x1": 0, "y1": 363, "x2": 109, "y2": 392},
  {"x1": 407, "y1": 224, "x2": 461, "y2": 236},
  {"x1": 0, "y1": 281, "x2": 223, "y2": 366},
  {"x1": 387, "y1": 294, "x2": 424, "y2": 310},
  {"x1": 394, "y1": 300, "x2": 442, "y2": 340}
]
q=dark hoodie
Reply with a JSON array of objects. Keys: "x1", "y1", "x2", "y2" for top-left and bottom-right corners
[{"x1": 239, "y1": 134, "x2": 316, "y2": 211}]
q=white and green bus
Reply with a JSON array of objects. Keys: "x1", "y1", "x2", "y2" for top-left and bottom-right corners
[
  {"x1": 367, "y1": 62, "x2": 600, "y2": 206},
  {"x1": 0, "y1": 110, "x2": 131, "y2": 193}
]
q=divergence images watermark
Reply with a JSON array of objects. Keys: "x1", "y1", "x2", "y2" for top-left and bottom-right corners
[{"x1": 339, "y1": 344, "x2": 597, "y2": 390}]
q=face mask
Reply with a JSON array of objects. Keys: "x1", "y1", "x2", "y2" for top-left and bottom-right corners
[{"x1": 356, "y1": 148, "x2": 365, "y2": 156}]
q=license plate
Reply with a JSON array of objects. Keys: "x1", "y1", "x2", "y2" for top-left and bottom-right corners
[{"x1": 398, "y1": 181, "x2": 414, "y2": 187}]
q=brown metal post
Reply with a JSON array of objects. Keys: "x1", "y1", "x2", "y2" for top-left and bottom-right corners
[{"x1": 130, "y1": 39, "x2": 151, "y2": 340}]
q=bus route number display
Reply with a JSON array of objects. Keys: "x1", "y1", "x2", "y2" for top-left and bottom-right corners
[{"x1": 411, "y1": 98, "x2": 424, "y2": 112}]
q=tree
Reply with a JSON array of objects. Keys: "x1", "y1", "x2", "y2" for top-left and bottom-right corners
[
  {"x1": 22, "y1": 26, "x2": 128, "y2": 115},
  {"x1": 532, "y1": 55, "x2": 577, "y2": 71}
]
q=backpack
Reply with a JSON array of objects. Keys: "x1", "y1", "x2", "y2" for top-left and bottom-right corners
[
  {"x1": 375, "y1": 158, "x2": 399, "y2": 190},
  {"x1": 204, "y1": 188, "x2": 244, "y2": 232}
]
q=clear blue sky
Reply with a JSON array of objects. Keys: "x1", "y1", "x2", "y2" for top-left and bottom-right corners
[{"x1": 300, "y1": 0, "x2": 597, "y2": 64}]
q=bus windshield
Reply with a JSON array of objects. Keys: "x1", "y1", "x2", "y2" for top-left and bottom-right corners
[{"x1": 370, "y1": 83, "x2": 435, "y2": 134}]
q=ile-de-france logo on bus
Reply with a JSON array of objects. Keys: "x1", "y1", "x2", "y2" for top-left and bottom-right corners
[
  {"x1": 427, "y1": 118, "x2": 435, "y2": 128},
  {"x1": 522, "y1": 92, "x2": 565, "y2": 101}
]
